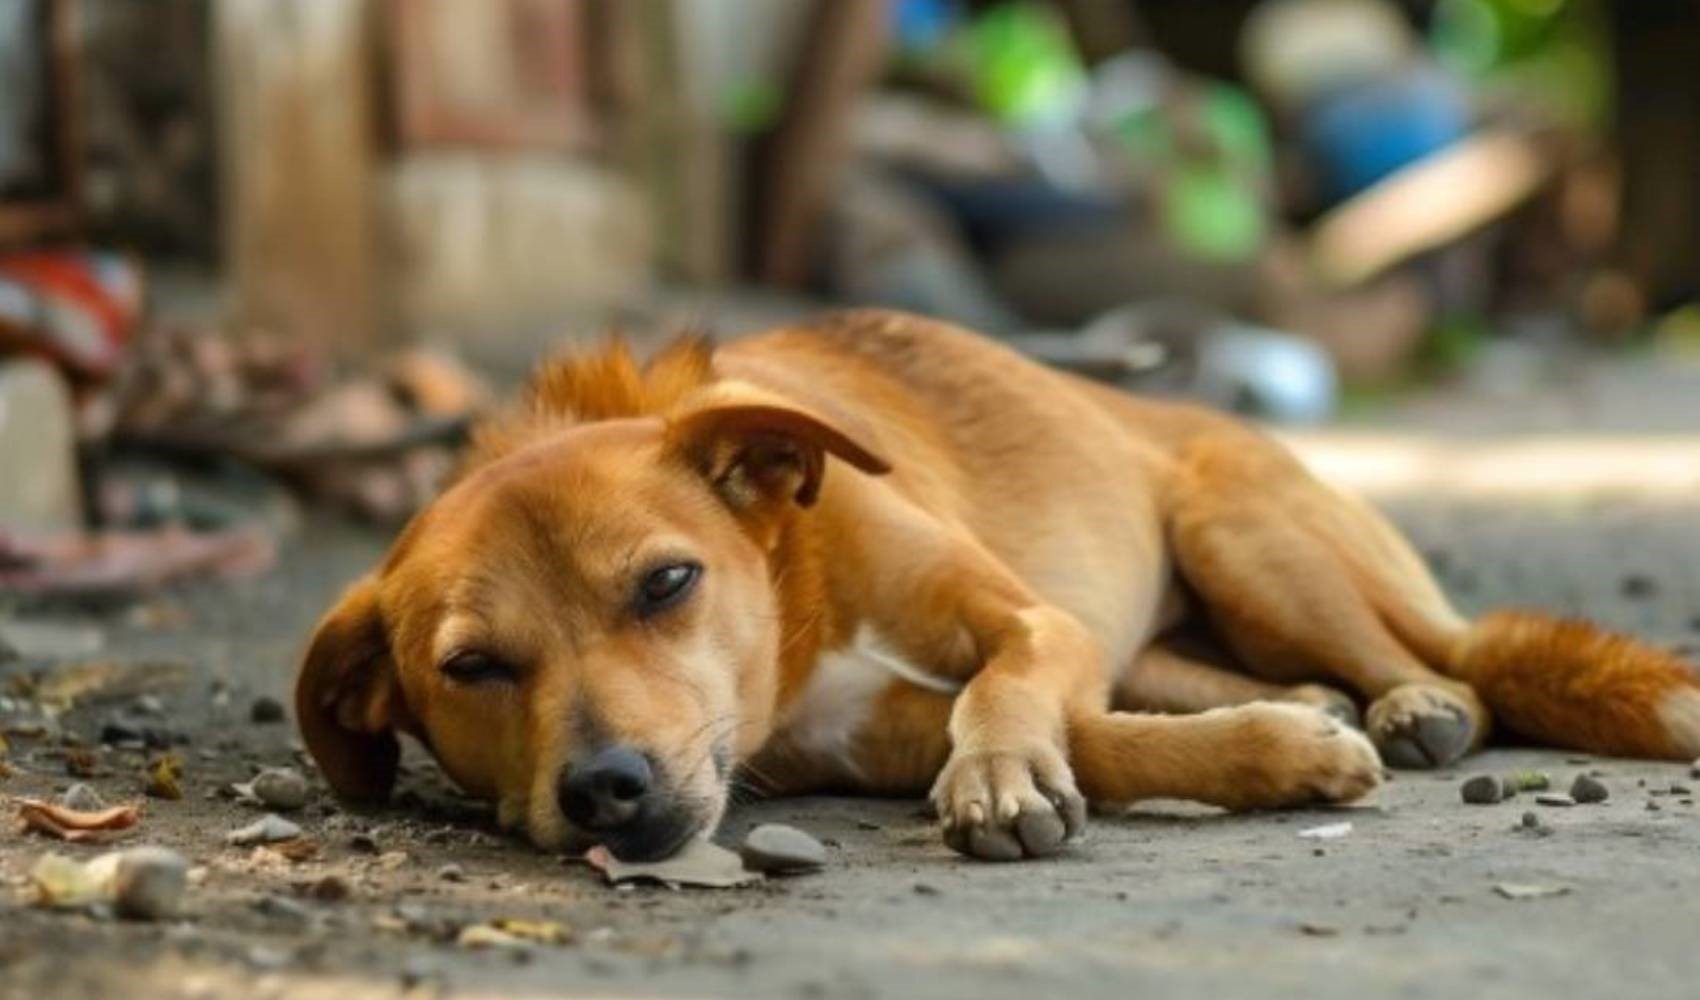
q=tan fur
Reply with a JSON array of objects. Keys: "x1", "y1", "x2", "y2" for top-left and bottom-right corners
[{"x1": 296, "y1": 309, "x2": 1700, "y2": 864}]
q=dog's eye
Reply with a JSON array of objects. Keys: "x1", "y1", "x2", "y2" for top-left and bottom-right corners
[
  {"x1": 633, "y1": 561, "x2": 701, "y2": 617},
  {"x1": 440, "y1": 650, "x2": 516, "y2": 685}
]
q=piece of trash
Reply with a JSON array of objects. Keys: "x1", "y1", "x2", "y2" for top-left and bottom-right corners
[
  {"x1": 1297, "y1": 822, "x2": 1353, "y2": 840},
  {"x1": 1493, "y1": 882, "x2": 1571, "y2": 901},
  {"x1": 1506, "y1": 771, "x2": 1550, "y2": 793},
  {"x1": 738, "y1": 823, "x2": 827, "y2": 874},
  {"x1": 30, "y1": 845, "x2": 188, "y2": 919},
  {"x1": 17, "y1": 798, "x2": 141, "y2": 843},
  {"x1": 144, "y1": 754, "x2": 184, "y2": 800},
  {"x1": 585, "y1": 839, "x2": 761, "y2": 889},
  {"x1": 456, "y1": 924, "x2": 529, "y2": 950},
  {"x1": 490, "y1": 918, "x2": 573, "y2": 946},
  {"x1": 226, "y1": 813, "x2": 303, "y2": 846}
]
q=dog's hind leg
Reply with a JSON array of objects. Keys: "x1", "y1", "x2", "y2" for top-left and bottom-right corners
[
  {"x1": 1117, "y1": 641, "x2": 1359, "y2": 725},
  {"x1": 1163, "y1": 432, "x2": 1489, "y2": 768}
]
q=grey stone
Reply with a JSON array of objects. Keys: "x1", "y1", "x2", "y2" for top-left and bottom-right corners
[
  {"x1": 739, "y1": 823, "x2": 827, "y2": 874},
  {"x1": 1535, "y1": 793, "x2": 1576, "y2": 807},
  {"x1": 1461, "y1": 775, "x2": 1504, "y2": 805},
  {"x1": 249, "y1": 696, "x2": 287, "y2": 724},
  {"x1": 58, "y1": 782, "x2": 106, "y2": 813},
  {"x1": 249, "y1": 767, "x2": 310, "y2": 810},
  {"x1": 112, "y1": 847, "x2": 189, "y2": 921},
  {"x1": 1570, "y1": 774, "x2": 1609, "y2": 804}
]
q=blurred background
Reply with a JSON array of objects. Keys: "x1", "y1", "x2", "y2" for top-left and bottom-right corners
[{"x1": 2, "y1": 0, "x2": 1700, "y2": 600}]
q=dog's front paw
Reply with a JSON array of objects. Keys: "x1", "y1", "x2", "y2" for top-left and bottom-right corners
[
  {"x1": 930, "y1": 744, "x2": 1086, "y2": 861},
  {"x1": 1216, "y1": 704, "x2": 1384, "y2": 810}
]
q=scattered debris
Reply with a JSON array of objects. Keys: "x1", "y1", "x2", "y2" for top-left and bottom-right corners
[
  {"x1": 456, "y1": 924, "x2": 529, "y2": 951},
  {"x1": 1460, "y1": 775, "x2": 1505, "y2": 805},
  {"x1": 226, "y1": 813, "x2": 303, "y2": 846},
  {"x1": 58, "y1": 782, "x2": 106, "y2": 813},
  {"x1": 1506, "y1": 771, "x2": 1550, "y2": 793},
  {"x1": 738, "y1": 823, "x2": 827, "y2": 874},
  {"x1": 249, "y1": 696, "x2": 286, "y2": 724},
  {"x1": 437, "y1": 862, "x2": 466, "y2": 882},
  {"x1": 1570, "y1": 775, "x2": 1609, "y2": 804},
  {"x1": 111, "y1": 846, "x2": 191, "y2": 920},
  {"x1": 144, "y1": 753, "x2": 184, "y2": 800},
  {"x1": 585, "y1": 839, "x2": 761, "y2": 889},
  {"x1": 1299, "y1": 922, "x2": 1341, "y2": 937},
  {"x1": 1297, "y1": 822, "x2": 1353, "y2": 841},
  {"x1": 232, "y1": 767, "x2": 309, "y2": 811},
  {"x1": 1493, "y1": 883, "x2": 1571, "y2": 901},
  {"x1": 1619, "y1": 574, "x2": 1659, "y2": 599},
  {"x1": 1690, "y1": 758, "x2": 1700, "y2": 781},
  {"x1": 17, "y1": 797, "x2": 141, "y2": 843},
  {"x1": 1535, "y1": 793, "x2": 1576, "y2": 808},
  {"x1": 29, "y1": 845, "x2": 189, "y2": 919},
  {"x1": 64, "y1": 747, "x2": 100, "y2": 778}
]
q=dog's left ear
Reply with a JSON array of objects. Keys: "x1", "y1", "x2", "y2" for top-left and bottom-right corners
[
  {"x1": 295, "y1": 577, "x2": 412, "y2": 803},
  {"x1": 667, "y1": 396, "x2": 891, "y2": 515}
]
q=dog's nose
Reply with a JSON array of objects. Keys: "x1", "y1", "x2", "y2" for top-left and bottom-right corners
[{"x1": 559, "y1": 745, "x2": 653, "y2": 831}]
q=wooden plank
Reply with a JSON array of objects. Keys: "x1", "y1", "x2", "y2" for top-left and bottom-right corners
[{"x1": 215, "y1": 0, "x2": 378, "y2": 357}]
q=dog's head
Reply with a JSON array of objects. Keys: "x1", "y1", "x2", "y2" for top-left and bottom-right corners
[{"x1": 294, "y1": 347, "x2": 888, "y2": 860}]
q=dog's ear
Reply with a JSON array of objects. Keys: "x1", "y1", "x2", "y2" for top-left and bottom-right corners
[
  {"x1": 295, "y1": 577, "x2": 410, "y2": 803},
  {"x1": 667, "y1": 395, "x2": 891, "y2": 517}
]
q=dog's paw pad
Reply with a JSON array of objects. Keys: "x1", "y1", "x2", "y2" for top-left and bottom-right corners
[
  {"x1": 1366, "y1": 684, "x2": 1479, "y2": 769},
  {"x1": 932, "y1": 747, "x2": 1085, "y2": 862}
]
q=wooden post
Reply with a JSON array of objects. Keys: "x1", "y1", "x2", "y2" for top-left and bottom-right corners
[{"x1": 215, "y1": 0, "x2": 379, "y2": 358}]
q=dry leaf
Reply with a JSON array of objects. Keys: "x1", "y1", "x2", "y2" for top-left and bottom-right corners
[
  {"x1": 145, "y1": 754, "x2": 183, "y2": 800},
  {"x1": 585, "y1": 839, "x2": 760, "y2": 889},
  {"x1": 17, "y1": 798, "x2": 141, "y2": 843}
]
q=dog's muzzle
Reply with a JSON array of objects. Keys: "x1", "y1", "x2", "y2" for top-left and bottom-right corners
[{"x1": 558, "y1": 745, "x2": 698, "y2": 860}]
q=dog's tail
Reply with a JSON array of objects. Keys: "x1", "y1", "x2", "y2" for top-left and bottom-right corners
[{"x1": 1388, "y1": 604, "x2": 1700, "y2": 760}]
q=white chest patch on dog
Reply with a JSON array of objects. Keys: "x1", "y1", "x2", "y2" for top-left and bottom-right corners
[{"x1": 782, "y1": 626, "x2": 962, "y2": 773}]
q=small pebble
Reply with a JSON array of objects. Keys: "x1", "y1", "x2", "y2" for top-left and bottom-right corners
[
  {"x1": 1646, "y1": 801, "x2": 1662, "y2": 812},
  {"x1": 1689, "y1": 758, "x2": 1700, "y2": 780},
  {"x1": 1520, "y1": 811, "x2": 1540, "y2": 829},
  {"x1": 249, "y1": 696, "x2": 287, "y2": 724},
  {"x1": 227, "y1": 813, "x2": 303, "y2": 846},
  {"x1": 1670, "y1": 783, "x2": 1691, "y2": 795},
  {"x1": 249, "y1": 768, "x2": 310, "y2": 811},
  {"x1": 1535, "y1": 793, "x2": 1576, "y2": 807},
  {"x1": 307, "y1": 874, "x2": 352, "y2": 902},
  {"x1": 437, "y1": 863, "x2": 466, "y2": 882},
  {"x1": 738, "y1": 823, "x2": 827, "y2": 874},
  {"x1": 112, "y1": 846, "x2": 189, "y2": 921},
  {"x1": 1460, "y1": 775, "x2": 1504, "y2": 805},
  {"x1": 1569, "y1": 774, "x2": 1609, "y2": 804},
  {"x1": 1619, "y1": 574, "x2": 1658, "y2": 599},
  {"x1": 58, "y1": 782, "x2": 106, "y2": 813}
]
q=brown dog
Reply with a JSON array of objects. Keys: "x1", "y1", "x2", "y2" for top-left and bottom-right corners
[{"x1": 297, "y1": 310, "x2": 1700, "y2": 861}]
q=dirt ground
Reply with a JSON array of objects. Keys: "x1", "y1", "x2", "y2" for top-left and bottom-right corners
[{"x1": 4, "y1": 355, "x2": 1700, "y2": 1000}]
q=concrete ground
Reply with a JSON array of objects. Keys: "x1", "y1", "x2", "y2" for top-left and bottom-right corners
[{"x1": 3, "y1": 350, "x2": 1700, "y2": 1000}]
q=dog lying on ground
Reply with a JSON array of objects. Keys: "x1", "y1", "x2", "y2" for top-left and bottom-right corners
[{"x1": 297, "y1": 310, "x2": 1700, "y2": 861}]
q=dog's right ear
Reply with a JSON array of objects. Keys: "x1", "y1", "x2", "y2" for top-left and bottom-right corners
[{"x1": 295, "y1": 577, "x2": 408, "y2": 803}]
